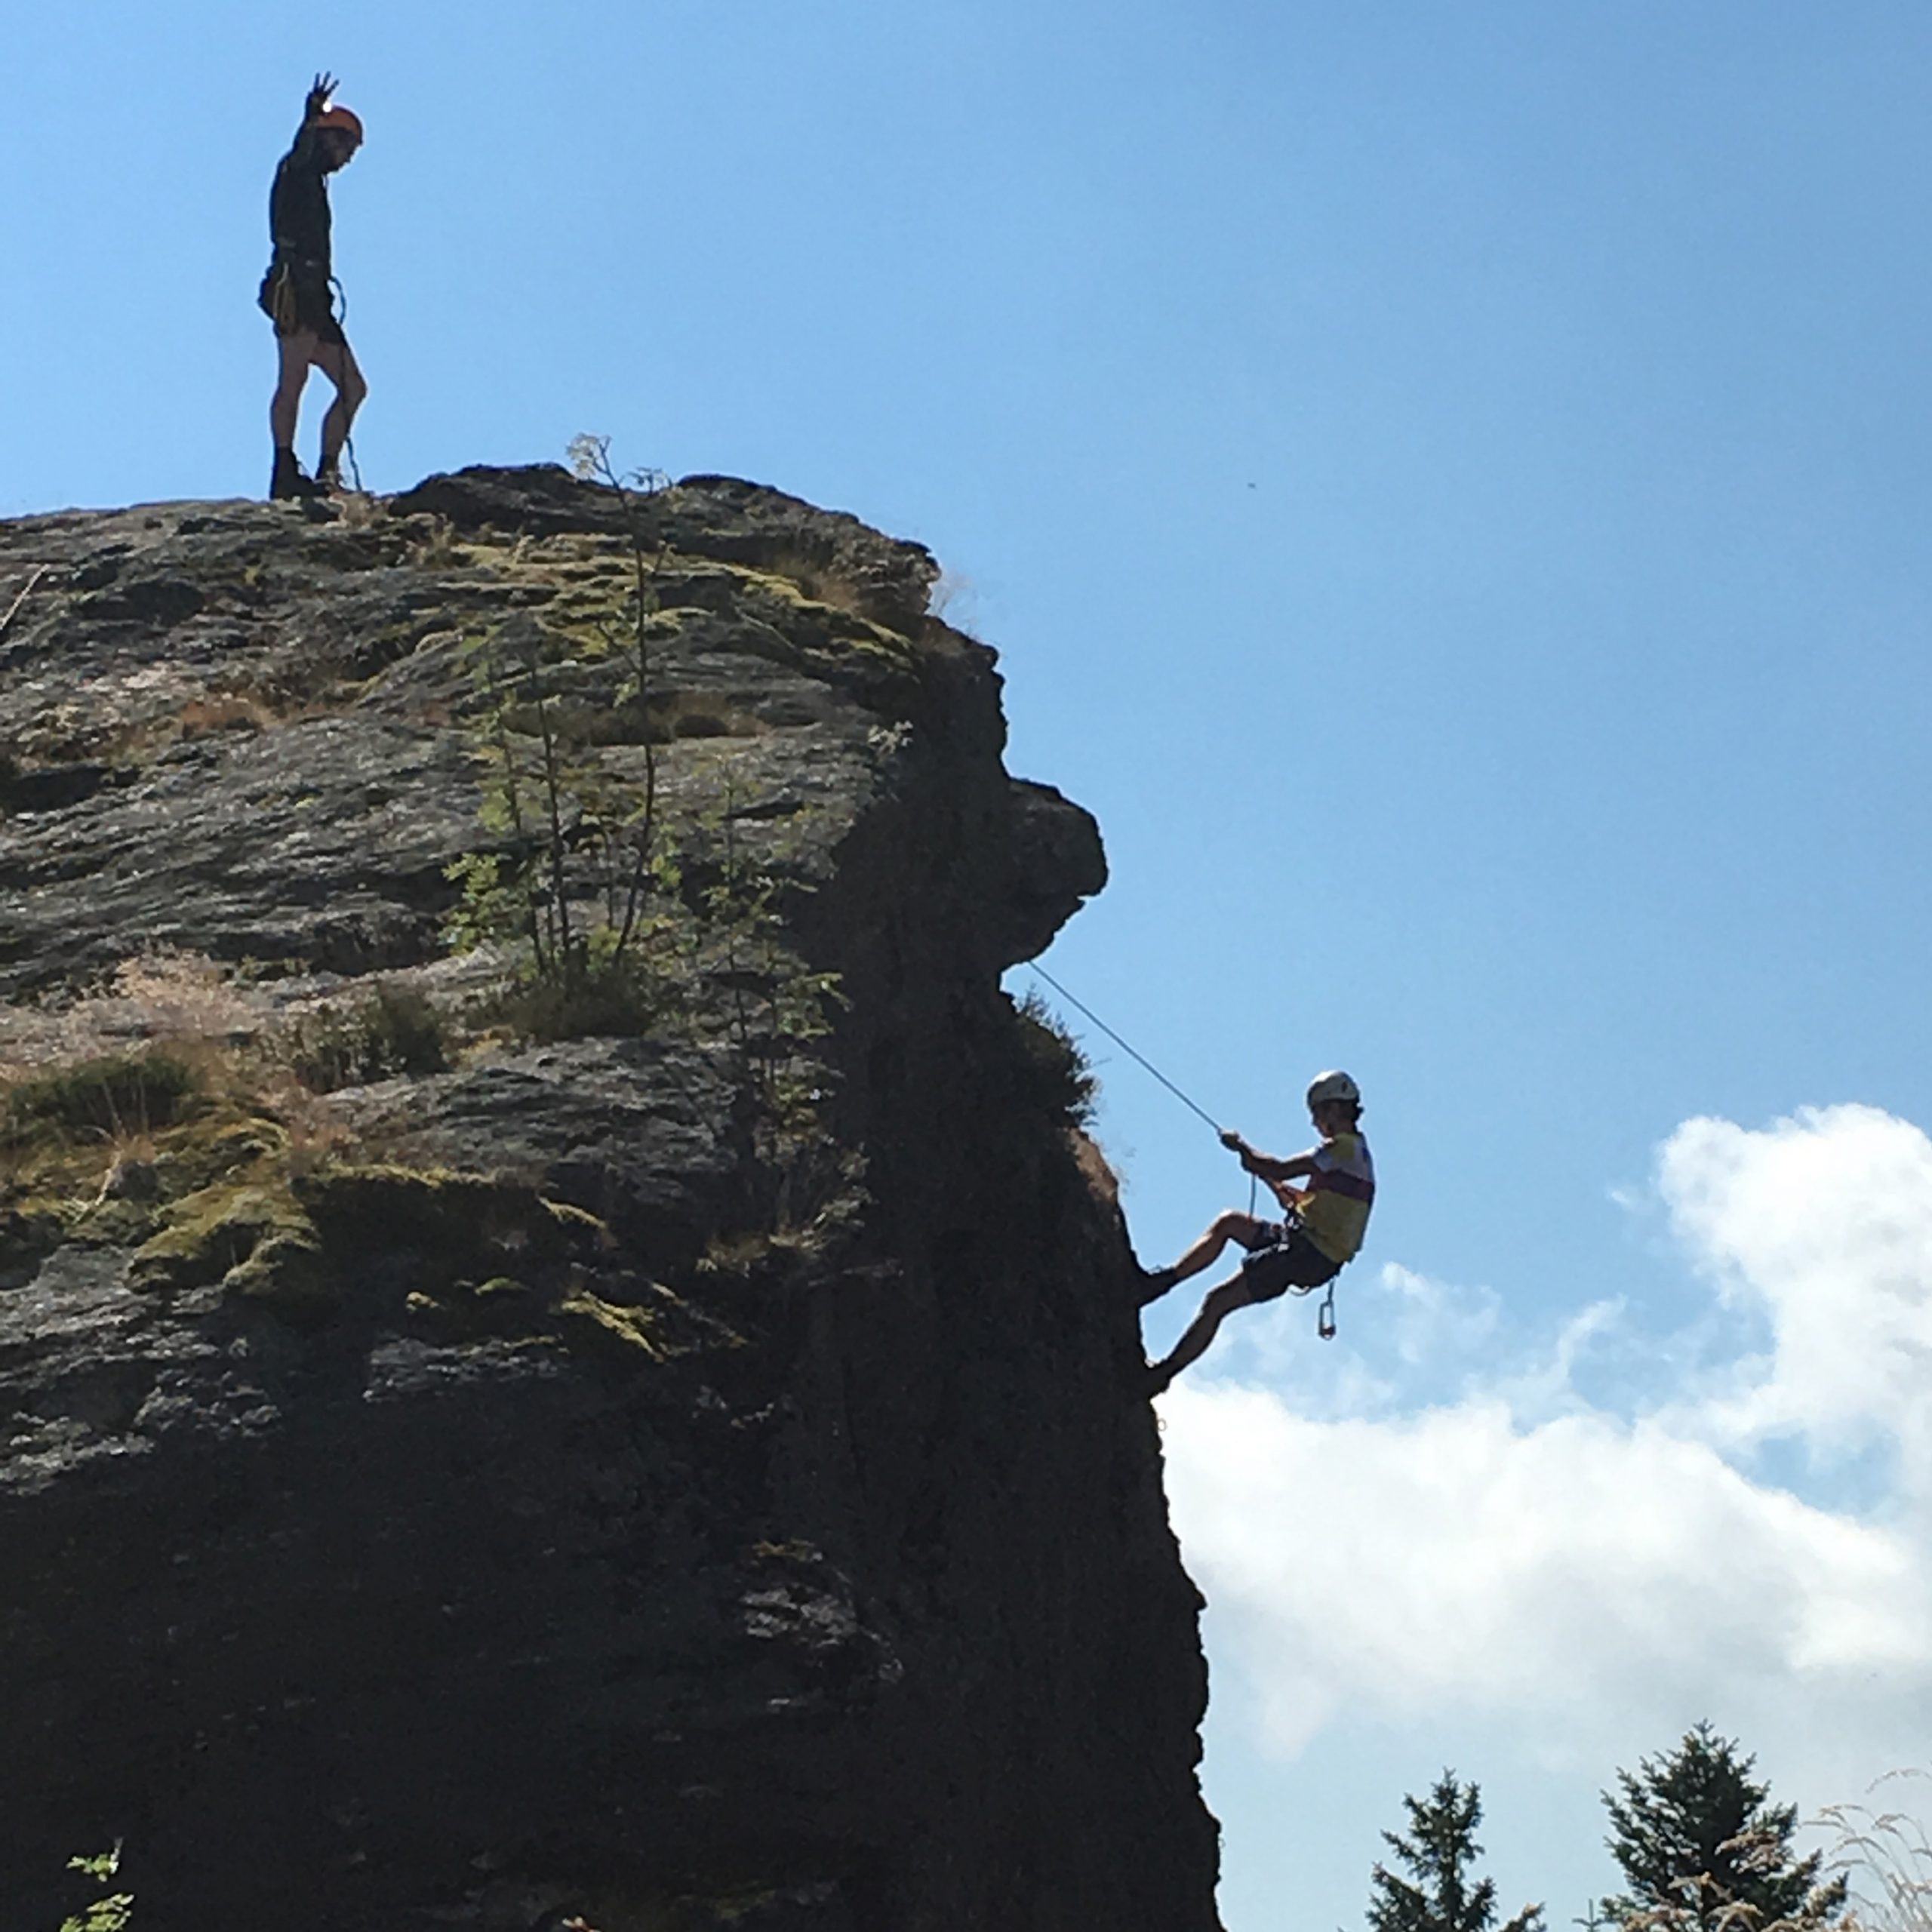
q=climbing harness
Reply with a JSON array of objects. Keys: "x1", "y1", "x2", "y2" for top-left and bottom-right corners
[{"x1": 1026, "y1": 962, "x2": 1340, "y2": 1340}]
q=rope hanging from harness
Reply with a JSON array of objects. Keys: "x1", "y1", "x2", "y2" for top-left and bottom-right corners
[{"x1": 329, "y1": 274, "x2": 365, "y2": 494}]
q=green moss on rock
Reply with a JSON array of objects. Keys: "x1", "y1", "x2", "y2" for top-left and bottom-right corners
[
  {"x1": 555, "y1": 1278, "x2": 748, "y2": 1364},
  {"x1": 221, "y1": 1228, "x2": 333, "y2": 1319},
  {"x1": 557, "y1": 1288, "x2": 669, "y2": 1358},
  {"x1": 128, "y1": 1180, "x2": 314, "y2": 1294},
  {"x1": 69, "y1": 1196, "x2": 163, "y2": 1249},
  {"x1": 155, "y1": 1115, "x2": 290, "y2": 1195},
  {"x1": 294, "y1": 1163, "x2": 608, "y2": 1264}
]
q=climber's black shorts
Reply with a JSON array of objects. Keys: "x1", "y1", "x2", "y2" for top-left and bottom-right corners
[
  {"x1": 1235, "y1": 1218, "x2": 1341, "y2": 1301},
  {"x1": 259, "y1": 264, "x2": 344, "y2": 346}
]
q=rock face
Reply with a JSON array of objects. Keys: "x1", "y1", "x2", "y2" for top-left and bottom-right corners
[{"x1": 0, "y1": 472, "x2": 1220, "y2": 1931}]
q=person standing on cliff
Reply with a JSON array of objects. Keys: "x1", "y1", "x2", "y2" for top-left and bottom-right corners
[
  {"x1": 260, "y1": 73, "x2": 368, "y2": 500},
  {"x1": 1140, "y1": 1072, "x2": 1375, "y2": 1393}
]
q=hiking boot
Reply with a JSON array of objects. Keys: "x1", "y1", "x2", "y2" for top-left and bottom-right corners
[
  {"x1": 315, "y1": 454, "x2": 344, "y2": 495},
  {"x1": 1135, "y1": 1263, "x2": 1180, "y2": 1306},
  {"x1": 269, "y1": 449, "x2": 322, "y2": 501}
]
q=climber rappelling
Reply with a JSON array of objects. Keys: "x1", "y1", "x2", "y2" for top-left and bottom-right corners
[
  {"x1": 260, "y1": 72, "x2": 368, "y2": 501},
  {"x1": 1139, "y1": 1069, "x2": 1375, "y2": 1393}
]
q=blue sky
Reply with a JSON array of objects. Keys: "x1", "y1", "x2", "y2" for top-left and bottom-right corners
[{"x1": 6, "y1": 4, "x2": 1932, "y2": 1926}]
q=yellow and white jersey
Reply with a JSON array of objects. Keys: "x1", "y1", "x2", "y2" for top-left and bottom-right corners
[{"x1": 1296, "y1": 1130, "x2": 1376, "y2": 1265}]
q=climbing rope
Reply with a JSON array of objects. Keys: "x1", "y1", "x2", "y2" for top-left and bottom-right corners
[
  {"x1": 1025, "y1": 962, "x2": 1337, "y2": 1337},
  {"x1": 1026, "y1": 962, "x2": 1224, "y2": 1136},
  {"x1": 0, "y1": 565, "x2": 51, "y2": 645},
  {"x1": 328, "y1": 275, "x2": 365, "y2": 494}
]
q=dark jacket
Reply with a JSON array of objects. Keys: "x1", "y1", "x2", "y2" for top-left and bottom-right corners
[{"x1": 268, "y1": 123, "x2": 333, "y2": 283}]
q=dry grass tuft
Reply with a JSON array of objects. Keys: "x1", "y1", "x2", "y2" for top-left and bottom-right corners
[
  {"x1": 757, "y1": 547, "x2": 867, "y2": 614},
  {"x1": 0, "y1": 952, "x2": 266, "y2": 1079},
  {"x1": 279, "y1": 983, "x2": 450, "y2": 1094},
  {"x1": 927, "y1": 568, "x2": 980, "y2": 629},
  {"x1": 173, "y1": 691, "x2": 283, "y2": 738},
  {"x1": 247, "y1": 1064, "x2": 356, "y2": 1177},
  {"x1": 75, "y1": 685, "x2": 318, "y2": 766},
  {"x1": 335, "y1": 491, "x2": 388, "y2": 531},
  {"x1": 0, "y1": 955, "x2": 454, "y2": 1240},
  {"x1": 405, "y1": 514, "x2": 463, "y2": 570},
  {"x1": 0, "y1": 955, "x2": 457, "y2": 1193},
  {"x1": 1823, "y1": 1774, "x2": 1932, "y2": 1932},
  {"x1": 108, "y1": 952, "x2": 264, "y2": 1040}
]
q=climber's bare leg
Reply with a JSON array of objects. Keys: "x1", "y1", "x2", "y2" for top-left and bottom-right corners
[
  {"x1": 270, "y1": 331, "x2": 320, "y2": 451},
  {"x1": 1166, "y1": 1211, "x2": 1268, "y2": 1288},
  {"x1": 312, "y1": 337, "x2": 368, "y2": 479},
  {"x1": 1148, "y1": 1274, "x2": 1265, "y2": 1392}
]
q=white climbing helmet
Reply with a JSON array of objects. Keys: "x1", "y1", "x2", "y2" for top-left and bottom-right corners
[{"x1": 1306, "y1": 1069, "x2": 1361, "y2": 1109}]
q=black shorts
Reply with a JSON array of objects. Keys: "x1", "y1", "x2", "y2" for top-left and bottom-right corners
[
  {"x1": 1236, "y1": 1219, "x2": 1342, "y2": 1302},
  {"x1": 259, "y1": 263, "x2": 344, "y2": 345}
]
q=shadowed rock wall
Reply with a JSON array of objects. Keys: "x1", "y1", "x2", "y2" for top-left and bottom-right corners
[{"x1": 0, "y1": 469, "x2": 1220, "y2": 1931}]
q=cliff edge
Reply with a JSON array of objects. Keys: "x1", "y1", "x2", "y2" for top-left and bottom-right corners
[{"x1": 0, "y1": 469, "x2": 1220, "y2": 1930}]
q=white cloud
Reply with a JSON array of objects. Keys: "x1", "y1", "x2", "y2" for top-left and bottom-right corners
[
  {"x1": 1159, "y1": 1103, "x2": 1932, "y2": 1779},
  {"x1": 1657, "y1": 1104, "x2": 1932, "y2": 1488},
  {"x1": 1380, "y1": 1262, "x2": 1503, "y2": 1368},
  {"x1": 1221, "y1": 1263, "x2": 1512, "y2": 1419}
]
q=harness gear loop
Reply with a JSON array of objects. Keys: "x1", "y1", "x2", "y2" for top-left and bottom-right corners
[{"x1": 266, "y1": 263, "x2": 300, "y2": 332}]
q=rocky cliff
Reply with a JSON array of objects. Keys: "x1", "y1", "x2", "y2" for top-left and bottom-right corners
[{"x1": 0, "y1": 469, "x2": 1220, "y2": 1932}]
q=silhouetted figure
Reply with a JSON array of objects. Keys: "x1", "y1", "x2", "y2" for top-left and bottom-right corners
[
  {"x1": 260, "y1": 72, "x2": 368, "y2": 499},
  {"x1": 1141, "y1": 1070, "x2": 1375, "y2": 1391}
]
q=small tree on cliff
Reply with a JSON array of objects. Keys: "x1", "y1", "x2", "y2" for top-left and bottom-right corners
[
  {"x1": 1603, "y1": 1724, "x2": 1848, "y2": 1932},
  {"x1": 1368, "y1": 1772, "x2": 1544, "y2": 1932}
]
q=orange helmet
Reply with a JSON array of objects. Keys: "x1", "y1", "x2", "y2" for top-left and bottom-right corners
[{"x1": 313, "y1": 103, "x2": 364, "y2": 146}]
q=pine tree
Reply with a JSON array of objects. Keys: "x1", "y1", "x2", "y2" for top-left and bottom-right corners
[
  {"x1": 1602, "y1": 1724, "x2": 1849, "y2": 1932},
  {"x1": 1367, "y1": 1772, "x2": 1545, "y2": 1932}
]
